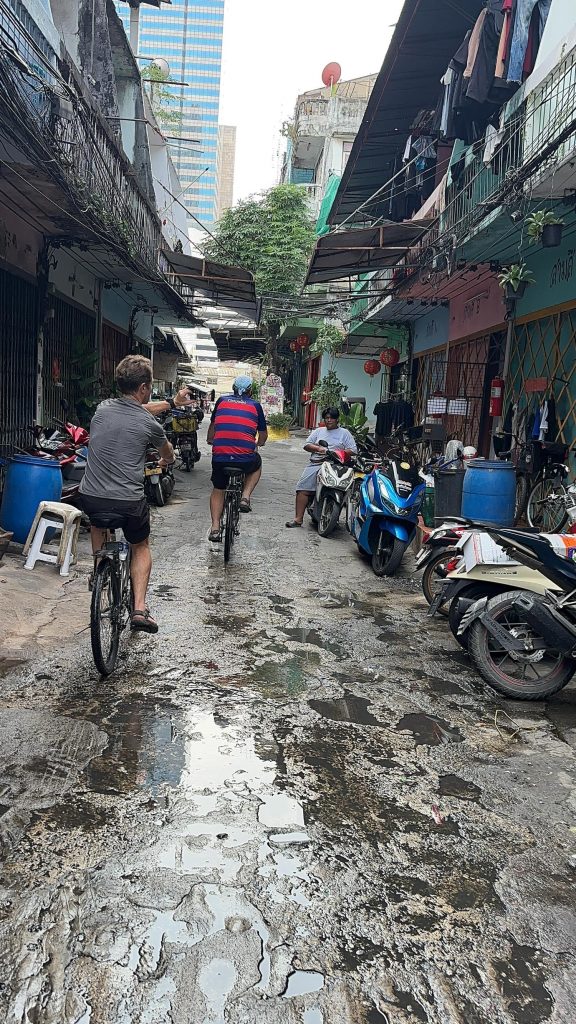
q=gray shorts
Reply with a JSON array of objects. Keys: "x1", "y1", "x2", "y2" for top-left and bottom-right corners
[{"x1": 295, "y1": 464, "x2": 320, "y2": 492}]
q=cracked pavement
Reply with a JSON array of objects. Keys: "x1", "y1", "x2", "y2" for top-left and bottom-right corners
[{"x1": 0, "y1": 427, "x2": 576, "y2": 1023}]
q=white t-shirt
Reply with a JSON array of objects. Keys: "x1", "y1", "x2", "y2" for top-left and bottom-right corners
[{"x1": 306, "y1": 426, "x2": 357, "y2": 463}]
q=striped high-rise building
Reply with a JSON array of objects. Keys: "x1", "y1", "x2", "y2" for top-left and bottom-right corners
[{"x1": 115, "y1": 0, "x2": 224, "y2": 226}]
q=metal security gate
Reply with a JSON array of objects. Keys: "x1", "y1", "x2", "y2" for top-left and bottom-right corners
[
  {"x1": 0, "y1": 268, "x2": 37, "y2": 480},
  {"x1": 42, "y1": 297, "x2": 96, "y2": 424},
  {"x1": 413, "y1": 334, "x2": 503, "y2": 454},
  {"x1": 101, "y1": 322, "x2": 131, "y2": 393}
]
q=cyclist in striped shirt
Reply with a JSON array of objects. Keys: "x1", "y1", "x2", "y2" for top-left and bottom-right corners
[{"x1": 207, "y1": 376, "x2": 268, "y2": 542}]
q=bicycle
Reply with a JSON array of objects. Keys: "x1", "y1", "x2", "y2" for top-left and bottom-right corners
[
  {"x1": 90, "y1": 530, "x2": 132, "y2": 675},
  {"x1": 526, "y1": 442, "x2": 571, "y2": 531},
  {"x1": 221, "y1": 466, "x2": 243, "y2": 563}
]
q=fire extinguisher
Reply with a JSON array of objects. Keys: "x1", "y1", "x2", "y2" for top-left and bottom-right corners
[{"x1": 489, "y1": 377, "x2": 504, "y2": 417}]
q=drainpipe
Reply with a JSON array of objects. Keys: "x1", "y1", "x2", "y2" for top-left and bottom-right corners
[{"x1": 129, "y1": 4, "x2": 140, "y2": 54}]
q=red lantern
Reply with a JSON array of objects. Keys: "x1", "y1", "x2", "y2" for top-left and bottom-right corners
[
  {"x1": 380, "y1": 347, "x2": 400, "y2": 367},
  {"x1": 296, "y1": 334, "x2": 310, "y2": 350},
  {"x1": 364, "y1": 359, "x2": 381, "y2": 378}
]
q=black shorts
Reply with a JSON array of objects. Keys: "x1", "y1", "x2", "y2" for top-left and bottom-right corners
[
  {"x1": 211, "y1": 454, "x2": 262, "y2": 490},
  {"x1": 80, "y1": 495, "x2": 150, "y2": 544}
]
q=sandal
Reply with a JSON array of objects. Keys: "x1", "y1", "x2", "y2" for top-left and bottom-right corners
[
  {"x1": 208, "y1": 529, "x2": 222, "y2": 542},
  {"x1": 131, "y1": 609, "x2": 159, "y2": 634},
  {"x1": 285, "y1": 520, "x2": 303, "y2": 528},
  {"x1": 239, "y1": 499, "x2": 252, "y2": 513}
]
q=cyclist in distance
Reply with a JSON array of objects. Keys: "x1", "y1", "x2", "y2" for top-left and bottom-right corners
[
  {"x1": 206, "y1": 375, "x2": 268, "y2": 542},
  {"x1": 80, "y1": 355, "x2": 176, "y2": 634}
]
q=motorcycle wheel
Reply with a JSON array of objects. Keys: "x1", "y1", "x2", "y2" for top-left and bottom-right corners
[
  {"x1": 150, "y1": 481, "x2": 164, "y2": 507},
  {"x1": 421, "y1": 548, "x2": 458, "y2": 616},
  {"x1": 527, "y1": 478, "x2": 568, "y2": 532},
  {"x1": 317, "y1": 495, "x2": 340, "y2": 537},
  {"x1": 467, "y1": 590, "x2": 575, "y2": 700},
  {"x1": 371, "y1": 534, "x2": 406, "y2": 577}
]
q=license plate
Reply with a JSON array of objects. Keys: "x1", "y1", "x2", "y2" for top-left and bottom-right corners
[
  {"x1": 145, "y1": 468, "x2": 159, "y2": 480},
  {"x1": 181, "y1": 444, "x2": 191, "y2": 452}
]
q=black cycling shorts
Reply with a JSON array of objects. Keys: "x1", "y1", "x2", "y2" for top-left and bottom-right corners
[
  {"x1": 80, "y1": 495, "x2": 150, "y2": 544},
  {"x1": 211, "y1": 454, "x2": 262, "y2": 491}
]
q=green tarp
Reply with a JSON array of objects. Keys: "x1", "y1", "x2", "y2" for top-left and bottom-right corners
[{"x1": 315, "y1": 174, "x2": 341, "y2": 236}]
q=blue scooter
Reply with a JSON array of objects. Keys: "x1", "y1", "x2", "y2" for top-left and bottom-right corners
[{"x1": 351, "y1": 439, "x2": 426, "y2": 576}]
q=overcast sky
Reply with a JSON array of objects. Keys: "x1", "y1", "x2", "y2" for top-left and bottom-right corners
[{"x1": 219, "y1": 0, "x2": 404, "y2": 204}]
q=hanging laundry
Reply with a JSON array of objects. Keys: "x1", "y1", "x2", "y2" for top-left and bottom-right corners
[
  {"x1": 464, "y1": 8, "x2": 488, "y2": 78},
  {"x1": 507, "y1": 0, "x2": 552, "y2": 84},
  {"x1": 495, "y1": 0, "x2": 514, "y2": 79}
]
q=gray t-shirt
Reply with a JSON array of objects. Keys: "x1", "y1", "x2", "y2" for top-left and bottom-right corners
[
  {"x1": 306, "y1": 426, "x2": 357, "y2": 463},
  {"x1": 80, "y1": 397, "x2": 166, "y2": 501}
]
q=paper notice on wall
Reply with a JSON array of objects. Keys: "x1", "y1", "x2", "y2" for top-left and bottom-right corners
[{"x1": 260, "y1": 373, "x2": 285, "y2": 418}]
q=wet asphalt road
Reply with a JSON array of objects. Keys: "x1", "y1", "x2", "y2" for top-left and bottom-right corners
[{"x1": 1, "y1": 430, "x2": 576, "y2": 1024}]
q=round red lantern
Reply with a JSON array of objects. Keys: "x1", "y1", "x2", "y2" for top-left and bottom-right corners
[
  {"x1": 296, "y1": 334, "x2": 310, "y2": 350},
  {"x1": 380, "y1": 347, "x2": 400, "y2": 367},
  {"x1": 364, "y1": 359, "x2": 381, "y2": 378}
]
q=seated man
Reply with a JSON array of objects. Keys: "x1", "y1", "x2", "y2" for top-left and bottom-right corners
[
  {"x1": 286, "y1": 406, "x2": 357, "y2": 528},
  {"x1": 206, "y1": 375, "x2": 268, "y2": 542},
  {"x1": 79, "y1": 355, "x2": 175, "y2": 634}
]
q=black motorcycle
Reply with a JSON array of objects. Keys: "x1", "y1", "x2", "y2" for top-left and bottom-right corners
[
  {"x1": 144, "y1": 445, "x2": 174, "y2": 506},
  {"x1": 460, "y1": 527, "x2": 576, "y2": 700}
]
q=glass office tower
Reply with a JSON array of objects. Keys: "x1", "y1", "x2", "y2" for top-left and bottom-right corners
[{"x1": 116, "y1": 0, "x2": 224, "y2": 226}]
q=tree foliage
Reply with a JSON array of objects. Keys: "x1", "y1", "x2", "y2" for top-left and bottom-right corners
[
  {"x1": 202, "y1": 184, "x2": 316, "y2": 365},
  {"x1": 142, "y1": 65, "x2": 182, "y2": 131}
]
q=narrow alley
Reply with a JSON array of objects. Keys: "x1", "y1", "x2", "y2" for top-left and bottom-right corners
[{"x1": 1, "y1": 431, "x2": 575, "y2": 1024}]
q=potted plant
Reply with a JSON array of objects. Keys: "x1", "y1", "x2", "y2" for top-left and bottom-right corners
[
  {"x1": 498, "y1": 262, "x2": 535, "y2": 300},
  {"x1": 526, "y1": 209, "x2": 564, "y2": 248},
  {"x1": 339, "y1": 402, "x2": 370, "y2": 444},
  {"x1": 266, "y1": 412, "x2": 292, "y2": 441},
  {"x1": 310, "y1": 371, "x2": 347, "y2": 418}
]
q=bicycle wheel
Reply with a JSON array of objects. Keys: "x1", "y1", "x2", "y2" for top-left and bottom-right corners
[
  {"x1": 514, "y1": 474, "x2": 528, "y2": 524},
  {"x1": 527, "y1": 477, "x2": 568, "y2": 532},
  {"x1": 90, "y1": 559, "x2": 121, "y2": 676},
  {"x1": 223, "y1": 497, "x2": 235, "y2": 563}
]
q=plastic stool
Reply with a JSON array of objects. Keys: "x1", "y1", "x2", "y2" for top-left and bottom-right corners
[{"x1": 23, "y1": 501, "x2": 82, "y2": 577}]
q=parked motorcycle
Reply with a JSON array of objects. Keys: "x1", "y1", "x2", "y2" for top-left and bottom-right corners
[
  {"x1": 165, "y1": 406, "x2": 203, "y2": 472},
  {"x1": 350, "y1": 431, "x2": 425, "y2": 576},
  {"x1": 307, "y1": 441, "x2": 355, "y2": 537},
  {"x1": 460, "y1": 527, "x2": 576, "y2": 700},
  {"x1": 429, "y1": 528, "x2": 562, "y2": 648},
  {"x1": 415, "y1": 518, "x2": 468, "y2": 614},
  {"x1": 144, "y1": 445, "x2": 174, "y2": 507}
]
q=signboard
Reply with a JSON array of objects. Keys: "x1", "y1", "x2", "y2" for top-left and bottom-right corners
[
  {"x1": 449, "y1": 274, "x2": 506, "y2": 341},
  {"x1": 259, "y1": 373, "x2": 285, "y2": 417}
]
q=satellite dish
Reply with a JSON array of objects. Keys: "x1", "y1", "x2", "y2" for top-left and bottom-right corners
[{"x1": 322, "y1": 62, "x2": 342, "y2": 88}]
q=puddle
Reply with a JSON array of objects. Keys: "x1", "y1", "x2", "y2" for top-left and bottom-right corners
[
  {"x1": 85, "y1": 698, "x2": 186, "y2": 796},
  {"x1": 493, "y1": 943, "x2": 553, "y2": 1023},
  {"x1": 410, "y1": 669, "x2": 465, "y2": 696},
  {"x1": 395, "y1": 713, "x2": 464, "y2": 746},
  {"x1": 0, "y1": 658, "x2": 25, "y2": 678},
  {"x1": 308, "y1": 693, "x2": 380, "y2": 726},
  {"x1": 198, "y1": 958, "x2": 237, "y2": 1021},
  {"x1": 248, "y1": 653, "x2": 321, "y2": 698},
  {"x1": 283, "y1": 627, "x2": 344, "y2": 657},
  {"x1": 258, "y1": 793, "x2": 304, "y2": 827},
  {"x1": 304, "y1": 1010, "x2": 323, "y2": 1024},
  {"x1": 439, "y1": 774, "x2": 481, "y2": 802},
  {"x1": 283, "y1": 970, "x2": 325, "y2": 998}
]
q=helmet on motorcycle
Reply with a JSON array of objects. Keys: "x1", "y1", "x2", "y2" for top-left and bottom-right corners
[{"x1": 462, "y1": 446, "x2": 477, "y2": 461}]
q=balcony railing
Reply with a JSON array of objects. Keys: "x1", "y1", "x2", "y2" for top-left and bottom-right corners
[
  {"x1": 0, "y1": 4, "x2": 163, "y2": 277},
  {"x1": 440, "y1": 40, "x2": 576, "y2": 242}
]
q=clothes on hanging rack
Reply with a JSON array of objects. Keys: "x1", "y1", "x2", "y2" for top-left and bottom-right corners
[
  {"x1": 373, "y1": 399, "x2": 415, "y2": 439},
  {"x1": 507, "y1": 0, "x2": 552, "y2": 84}
]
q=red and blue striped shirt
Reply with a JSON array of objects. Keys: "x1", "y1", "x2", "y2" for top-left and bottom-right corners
[{"x1": 210, "y1": 395, "x2": 267, "y2": 463}]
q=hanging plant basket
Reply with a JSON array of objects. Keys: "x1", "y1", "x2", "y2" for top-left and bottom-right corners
[
  {"x1": 504, "y1": 281, "x2": 528, "y2": 300},
  {"x1": 542, "y1": 222, "x2": 563, "y2": 248}
]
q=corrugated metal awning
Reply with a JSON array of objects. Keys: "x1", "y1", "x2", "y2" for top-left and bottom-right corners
[
  {"x1": 304, "y1": 221, "x2": 431, "y2": 285},
  {"x1": 163, "y1": 250, "x2": 260, "y2": 324}
]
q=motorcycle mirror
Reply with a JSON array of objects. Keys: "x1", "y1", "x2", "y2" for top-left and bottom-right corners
[{"x1": 317, "y1": 439, "x2": 328, "y2": 448}]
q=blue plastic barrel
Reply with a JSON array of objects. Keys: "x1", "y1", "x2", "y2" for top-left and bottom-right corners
[
  {"x1": 0, "y1": 455, "x2": 63, "y2": 543},
  {"x1": 461, "y1": 459, "x2": 516, "y2": 527}
]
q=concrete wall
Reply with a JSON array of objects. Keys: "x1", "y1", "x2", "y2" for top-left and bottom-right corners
[
  {"x1": 153, "y1": 350, "x2": 179, "y2": 385},
  {"x1": 413, "y1": 307, "x2": 450, "y2": 355},
  {"x1": 0, "y1": 204, "x2": 43, "y2": 279},
  {"x1": 536, "y1": 0, "x2": 576, "y2": 68}
]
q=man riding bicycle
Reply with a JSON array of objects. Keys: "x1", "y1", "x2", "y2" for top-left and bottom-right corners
[
  {"x1": 80, "y1": 355, "x2": 181, "y2": 634},
  {"x1": 206, "y1": 375, "x2": 268, "y2": 542}
]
